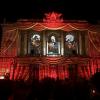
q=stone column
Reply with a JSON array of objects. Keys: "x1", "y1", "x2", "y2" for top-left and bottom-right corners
[
  {"x1": 61, "y1": 31, "x2": 64, "y2": 55},
  {"x1": 43, "y1": 31, "x2": 46, "y2": 55}
]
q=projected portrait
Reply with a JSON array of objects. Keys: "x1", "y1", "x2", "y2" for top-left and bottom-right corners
[
  {"x1": 47, "y1": 32, "x2": 60, "y2": 55},
  {"x1": 31, "y1": 34, "x2": 41, "y2": 55},
  {"x1": 65, "y1": 33, "x2": 77, "y2": 56}
]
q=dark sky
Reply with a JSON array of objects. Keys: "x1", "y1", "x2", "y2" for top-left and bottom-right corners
[{"x1": 0, "y1": 0, "x2": 99, "y2": 24}]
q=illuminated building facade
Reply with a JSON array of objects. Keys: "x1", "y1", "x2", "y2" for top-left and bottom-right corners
[{"x1": 0, "y1": 12, "x2": 100, "y2": 81}]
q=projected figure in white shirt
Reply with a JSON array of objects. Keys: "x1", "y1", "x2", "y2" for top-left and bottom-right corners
[{"x1": 48, "y1": 35, "x2": 59, "y2": 55}]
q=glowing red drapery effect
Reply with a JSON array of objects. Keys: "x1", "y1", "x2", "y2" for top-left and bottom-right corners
[
  {"x1": 0, "y1": 57, "x2": 99, "y2": 81},
  {"x1": 0, "y1": 12, "x2": 100, "y2": 81},
  {"x1": 1, "y1": 22, "x2": 100, "y2": 81}
]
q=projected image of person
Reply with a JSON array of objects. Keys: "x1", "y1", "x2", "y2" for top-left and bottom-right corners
[
  {"x1": 65, "y1": 34, "x2": 77, "y2": 55},
  {"x1": 31, "y1": 34, "x2": 41, "y2": 55},
  {"x1": 48, "y1": 35, "x2": 58, "y2": 54}
]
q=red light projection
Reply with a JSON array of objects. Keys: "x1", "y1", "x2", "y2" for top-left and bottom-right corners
[
  {"x1": 43, "y1": 12, "x2": 64, "y2": 28},
  {"x1": 43, "y1": 12, "x2": 63, "y2": 23}
]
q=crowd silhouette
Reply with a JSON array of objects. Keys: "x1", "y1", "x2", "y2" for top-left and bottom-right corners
[{"x1": 0, "y1": 73, "x2": 100, "y2": 100}]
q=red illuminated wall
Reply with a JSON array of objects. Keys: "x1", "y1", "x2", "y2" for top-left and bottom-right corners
[{"x1": 0, "y1": 12, "x2": 100, "y2": 81}]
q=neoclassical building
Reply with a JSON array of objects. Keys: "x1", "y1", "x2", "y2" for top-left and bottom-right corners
[{"x1": 0, "y1": 12, "x2": 100, "y2": 81}]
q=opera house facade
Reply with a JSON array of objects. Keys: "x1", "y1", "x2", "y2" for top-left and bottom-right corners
[{"x1": 0, "y1": 12, "x2": 100, "y2": 81}]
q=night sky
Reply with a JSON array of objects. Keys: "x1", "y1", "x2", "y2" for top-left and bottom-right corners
[{"x1": 0, "y1": 0, "x2": 99, "y2": 24}]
